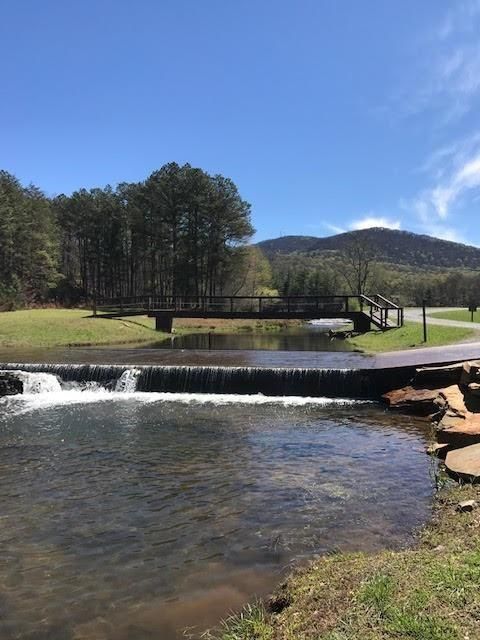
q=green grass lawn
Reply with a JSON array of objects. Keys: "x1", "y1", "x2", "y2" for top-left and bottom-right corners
[
  {"x1": 0, "y1": 309, "x2": 159, "y2": 348},
  {"x1": 348, "y1": 321, "x2": 478, "y2": 353},
  {"x1": 207, "y1": 484, "x2": 480, "y2": 640},
  {"x1": 430, "y1": 309, "x2": 480, "y2": 323},
  {"x1": 0, "y1": 309, "x2": 301, "y2": 348}
]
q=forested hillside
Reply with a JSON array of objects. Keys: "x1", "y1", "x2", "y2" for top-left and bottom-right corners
[
  {"x1": 0, "y1": 164, "x2": 265, "y2": 309},
  {"x1": 258, "y1": 228, "x2": 480, "y2": 269},
  {"x1": 259, "y1": 229, "x2": 480, "y2": 306}
]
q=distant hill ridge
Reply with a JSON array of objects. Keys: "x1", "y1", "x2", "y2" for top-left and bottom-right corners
[{"x1": 257, "y1": 227, "x2": 480, "y2": 270}]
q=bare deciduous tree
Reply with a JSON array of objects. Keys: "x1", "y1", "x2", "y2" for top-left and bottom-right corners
[{"x1": 339, "y1": 238, "x2": 377, "y2": 296}]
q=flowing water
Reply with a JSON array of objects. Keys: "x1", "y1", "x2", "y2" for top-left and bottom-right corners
[
  {"x1": 0, "y1": 362, "x2": 408, "y2": 398},
  {"x1": 0, "y1": 370, "x2": 434, "y2": 640}
]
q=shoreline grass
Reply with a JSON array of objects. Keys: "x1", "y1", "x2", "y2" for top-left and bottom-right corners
[
  {"x1": 205, "y1": 482, "x2": 480, "y2": 640},
  {"x1": 347, "y1": 321, "x2": 478, "y2": 353},
  {"x1": 430, "y1": 309, "x2": 480, "y2": 323},
  {"x1": 0, "y1": 309, "x2": 301, "y2": 349},
  {"x1": 1, "y1": 309, "x2": 477, "y2": 352}
]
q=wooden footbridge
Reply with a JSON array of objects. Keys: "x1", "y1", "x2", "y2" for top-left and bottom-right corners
[{"x1": 93, "y1": 294, "x2": 404, "y2": 334}]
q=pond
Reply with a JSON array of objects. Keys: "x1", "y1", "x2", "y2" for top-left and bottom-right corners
[
  {"x1": 154, "y1": 323, "x2": 355, "y2": 352},
  {"x1": 0, "y1": 382, "x2": 434, "y2": 639},
  {"x1": 0, "y1": 323, "x2": 373, "y2": 371}
]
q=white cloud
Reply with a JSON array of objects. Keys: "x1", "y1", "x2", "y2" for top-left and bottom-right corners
[
  {"x1": 415, "y1": 151, "x2": 480, "y2": 220},
  {"x1": 421, "y1": 224, "x2": 466, "y2": 244},
  {"x1": 323, "y1": 222, "x2": 346, "y2": 234},
  {"x1": 383, "y1": 3, "x2": 480, "y2": 124},
  {"x1": 322, "y1": 216, "x2": 401, "y2": 235},
  {"x1": 418, "y1": 132, "x2": 480, "y2": 176},
  {"x1": 349, "y1": 216, "x2": 401, "y2": 231}
]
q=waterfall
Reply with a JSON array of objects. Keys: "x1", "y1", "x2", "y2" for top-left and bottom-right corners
[
  {"x1": 6, "y1": 370, "x2": 62, "y2": 394},
  {"x1": 0, "y1": 363, "x2": 415, "y2": 399},
  {"x1": 114, "y1": 368, "x2": 141, "y2": 393},
  {"x1": 135, "y1": 366, "x2": 372, "y2": 397}
]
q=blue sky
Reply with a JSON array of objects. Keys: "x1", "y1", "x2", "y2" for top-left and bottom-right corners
[{"x1": 1, "y1": 1, "x2": 480, "y2": 244}]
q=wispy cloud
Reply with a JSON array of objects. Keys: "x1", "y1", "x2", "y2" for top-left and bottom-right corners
[
  {"x1": 323, "y1": 222, "x2": 346, "y2": 234},
  {"x1": 414, "y1": 149, "x2": 480, "y2": 220},
  {"x1": 383, "y1": 2, "x2": 480, "y2": 123},
  {"x1": 420, "y1": 224, "x2": 466, "y2": 244},
  {"x1": 434, "y1": 0, "x2": 480, "y2": 41},
  {"x1": 417, "y1": 132, "x2": 480, "y2": 176},
  {"x1": 407, "y1": 130, "x2": 480, "y2": 245}
]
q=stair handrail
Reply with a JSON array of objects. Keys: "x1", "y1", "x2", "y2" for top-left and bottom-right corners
[
  {"x1": 359, "y1": 294, "x2": 382, "y2": 309},
  {"x1": 372, "y1": 293, "x2": 400, "y2": 309}
]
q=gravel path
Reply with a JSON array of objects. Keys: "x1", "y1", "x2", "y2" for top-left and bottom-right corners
[{"x1": 404, "y1": 307, "x2": 480, "y2": 330}]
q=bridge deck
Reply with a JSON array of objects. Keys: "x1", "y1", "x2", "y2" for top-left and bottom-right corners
[{"x1": 94, "y1": 294, "x2": 404, "y2": 333}]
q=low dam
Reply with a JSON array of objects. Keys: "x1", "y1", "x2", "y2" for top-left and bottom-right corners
[{"x1": 0, "y1": 362, "x2": 417, "y2": 398}]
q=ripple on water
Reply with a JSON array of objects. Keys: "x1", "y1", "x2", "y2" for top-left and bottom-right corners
[{"x1": 0, "y1": 395, "x2": 433, "y2": 639}]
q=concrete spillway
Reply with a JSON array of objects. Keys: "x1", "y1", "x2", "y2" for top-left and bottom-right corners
[{"x1": 0, "y1": 363, "x2": 416, "y2": 399}]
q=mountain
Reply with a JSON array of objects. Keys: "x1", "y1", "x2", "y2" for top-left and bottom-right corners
[{"x1": 257, "y1": 228, "x2": 480, "y2": 270}]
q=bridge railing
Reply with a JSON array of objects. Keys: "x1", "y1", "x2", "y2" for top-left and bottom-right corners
[
  {"x1": 361, "y1": 294, "x2": 403, "y2": 329},
  {"x1": 94, "y1": 294, "x2": 404, "y2": 329},
  {"x1": 96, "y1": 295, "x2": 358, "y2": 314}
]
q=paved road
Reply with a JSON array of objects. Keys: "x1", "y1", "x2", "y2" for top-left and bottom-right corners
[
  {"x1": 404, "y1": 307, "x2": 480, "y2": 330},
  {"x1": 368, "y1": 307, "x2": 480, "y2": 368},
  {"x1": 374, "y1": 341, "x2": 480, "y2": 369}
]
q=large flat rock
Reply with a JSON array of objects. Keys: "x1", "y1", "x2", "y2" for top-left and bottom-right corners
[
  {"x1": 413, "y1": 363, "x2": 463, "y2": 388},
  {"x1": 382, "y1": 386, "x2": 439, "y2": 415},
  {"x1": 445, "y1": 444, "x2": 480, "y2": 482},
  {"x1": 437, "y1": 414, "x2": 480, "y2": 447},
  {"x1": 435, "y1": 385, "x2": 480, "y2": 446},
  {"x1": 435, "y1": 385, "x2": 465, "y2": 411}
]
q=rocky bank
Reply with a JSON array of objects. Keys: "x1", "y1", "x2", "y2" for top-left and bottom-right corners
[{"x1": 383, "y1": 359, "x2": 480, "y2": 482}]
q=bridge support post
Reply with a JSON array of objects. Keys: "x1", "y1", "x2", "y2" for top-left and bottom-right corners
[
  {"x1": 154, "y1": 314, "x2": 173, "y2": 333},
  {"x1": 352, "y1": 313, "x2": 371, "y2": 333}
]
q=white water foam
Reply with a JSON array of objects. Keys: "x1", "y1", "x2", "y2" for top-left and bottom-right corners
[
  {"x1": 2, "y1": 388, "x2": 362, "y2": 415},
  {"x1": 308, "y1": 319, "x2": 351, "y2": 326},
  {"x1": 114, "y1": 368, "x2": 141, "y2": 393},
  {"x1": 5, "y1": 370, "x2": 63, "y2": 394}
]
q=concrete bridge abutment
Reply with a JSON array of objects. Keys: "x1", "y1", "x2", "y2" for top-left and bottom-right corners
[
  {"x1": 154, "y1": 314, "x2": 173, "y2": 333},
  {"x1": 352, "y1": 313, "x2": 371, "y2": 333}
]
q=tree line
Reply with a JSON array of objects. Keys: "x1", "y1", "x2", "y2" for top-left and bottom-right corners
[
  {"x1": 271, "y1": 246, "x2": 480, "y2": 307},
  {"x1": 0, "y1": 164, "x2": 261, "y2": 309},
  {"x1": 2, "y1": 164, "x2": 480, "y2": 311}
]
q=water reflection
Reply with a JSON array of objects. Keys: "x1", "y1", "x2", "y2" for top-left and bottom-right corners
[
  {"x1": 155, "y1": 327, "x2": 354, "y2": 352},
  {"x1": 0, "y1": 397, "x2": 433, "y2": 639},
  {"x1": 0, "y1": 321, "x2": 372, "y2": 370}
]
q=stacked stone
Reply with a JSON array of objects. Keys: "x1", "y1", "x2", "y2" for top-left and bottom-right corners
[{"x1": 383, "y1": 361, "x2": 480, "y2": 482}]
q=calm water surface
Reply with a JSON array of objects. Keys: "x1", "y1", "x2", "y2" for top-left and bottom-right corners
[
  {"x1": 155, "y1": 325, "x2": 354, "y2": 351},
  {"x1": 0, "y1": 322, "x2": 373, "y2": 370},
  {"x1": 0, "y1": 391, "x2": 433, "y2": 640}
]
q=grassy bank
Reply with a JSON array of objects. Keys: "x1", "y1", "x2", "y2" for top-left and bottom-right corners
[
  {"x1": 0, "y1": 309, "x2": 301, "y2": 348},
  {"x1": 1, "y1": 309, "x2": 476, "y2": 351},
  {"x1": 348, "y1": 321, "x2": 478, "y2": 353},
  {"x1": 0, "y1": 309, "x2": 159, "y2": 348},
  {"x1": 430, "y1": 309, "x2": 480, "y2": 323},
  {"x1": 207, "y1": 483, "x2": 480, "y2": 640}
]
